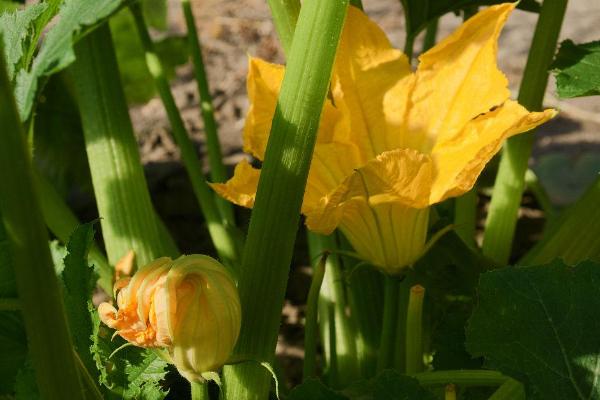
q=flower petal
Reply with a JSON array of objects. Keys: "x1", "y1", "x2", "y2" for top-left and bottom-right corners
[
  {"x1": 331, "y1": 6, "x2": 411, "y2": 159},
  {"x1": 430, "y1": 100, "x2": 557, "y2": 203},
  {"x1": 399, "y1": 3, "x2": 516, "y2": 152},
  {"x1": 243, "y1": 58, "x2": 285, "y2": 160},
  {"x1": 305, "y1": 147, "x2": 433, "y2": 234},
  {"x1": 209, "y1": 159, "x2": 260, "y2": 208}
]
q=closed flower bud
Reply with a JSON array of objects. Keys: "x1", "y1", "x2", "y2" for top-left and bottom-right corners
[{"x1": 99, "y1": 254, "x2": 241, "y2": 382}]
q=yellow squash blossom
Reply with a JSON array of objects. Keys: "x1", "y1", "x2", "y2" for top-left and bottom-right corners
[
  {"x1": 99, "y1": 255, "x2": 241, "y2": 382},
  {"x1": 210, "y1": 4, "x2": 555, "y2": 275}
]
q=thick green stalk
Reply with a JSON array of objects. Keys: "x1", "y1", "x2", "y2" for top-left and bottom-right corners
[
  {"x1": 129, "y1": 4, "x2": 240, "y2": 266},
  {"x1": 307, "y1": 232, "x2": 358, "y2": 387},
  {"x1": 488, "y1": 378, "x2": 526, "y2": 400},
  {"x1": 303, "y1": 252, "x2": 327, "y2": 381},
  {"x1": 413, "y1": 370, "x2": 508, "y2": 387},
  {"x1": 190, "y1": 381, "x2": 209, "y2": 400},
  {"x1": 71, "y1": 24, "x2": 177, "y2": 266},
  {"x1": 181, "y1": 0, "x2": 235, "y2": 224},
  {"x1": 222, "y1": 1, "x2": 349, "y2": 398},
  {"x1": 521, "y1": 176, "x2": 600, "y2": 265},
  {"x1": 482, "y1": 0, "x2": 568, "y2": 264},
  {"x1": 454, "y1": 189, "x2": 477, "y2": 248},
  {"x1": 405, "y1": 284, "x2": 425, "y2": 374},
  {"x1": 0, "y1": 47, "x2": 85, "y2": 399},
  {"x1": 377, "y1": 276, "x2": 400, "y2": 372},
  {"x1": 266, "y1": 0, "x2": 300, "y2": 55},
  {"x1": 393, "y1": 282, "x2": 410, "y2": 372}
]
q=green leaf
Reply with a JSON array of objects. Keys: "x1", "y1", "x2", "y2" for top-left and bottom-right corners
[
  {"x1": 0, "y1": 213, "x2": 16, "y2": 297},
  {"x1": 0, "y1": 3, "x2": 47, "y2": 80},
  {"x1": 288, "y1": 378, "x2": 348, "y2": 400},
  {"x1": 343, "y1": 370, "x2": 436, "y2": 400},
  {"x1": 400, "y1": 0, "x2": 540, "y2": 38},
  {"x1": 552, "y1": 39, "x2": 600, "y2": 98},
  {"x1": 92, "y1": 316, "x2": 169, "y2": 399},
  {"x1": 15, "y1": 0, "x2": 127, "y2": 119},
  {"x1": 466, "y1": 260, "x2": 600, "y2": 399},
  {"x1": 0, "y1": 312, "x2": 27, "y2": 395},
  {"x1": 14, "y1": 358, "x2": 39, "y2": 400},
  {"x1": 60, "y1": 222, "x2": 97, "y2": 376}
]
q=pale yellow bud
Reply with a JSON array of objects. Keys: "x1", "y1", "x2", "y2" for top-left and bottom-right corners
[{"x1": 98, "y1": 255, "x2": 241, "y2": 382}]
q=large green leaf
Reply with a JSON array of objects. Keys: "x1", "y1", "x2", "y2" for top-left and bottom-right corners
[
  {"x1": 552, "y1": 40, "x2": 600, "y2": 98},
  {"x1": 0, "y1": 3, "x2": 46, "y2": 80},
  {"x1": 60, "y1": 222, "x2": 98, "y2": 376},
  {"x1": 14, "y1": 0, "x2": 128, "y2": 119},
  {"x1": 0, "y1": 312, "x2": 27, "y2": 395},
  {"x1": 92, "y1": 313, "x2": 169, "y2": 399},
  {"x1": 343, "y1": 370, "x2": 437, "y2": 400},
  {"x1": 400, "y1": 0, "x2": 540, "y2": 39},
  {"x1": 466, "y1": 260, "x2": 600, "y2": 399}
]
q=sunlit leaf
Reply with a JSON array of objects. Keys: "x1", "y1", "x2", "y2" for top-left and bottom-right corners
[
  {"x1": 466, "y1": 260, "x2": 600, "y2": 399},
  {"x1": 552, "y1": 39, "x2": 600, "y2": 98}
]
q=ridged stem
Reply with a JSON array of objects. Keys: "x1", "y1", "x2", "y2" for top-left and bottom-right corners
[
  {"x1": 488, "y1": 378, "x2": 526, "y2": 400},
  {"x1": 413, "y1": 370, "x2": 508, "y2": 387},
  {"x1": 421, "y1": 19, "x2": 438, "y2": 53},
  {"x1": 377, "y1": 276, "x2": 400, "y2": 372},
  {"x1": 454, "y1": 189, "x2": 477, "y2": 248},
  {"x1": 445, "y1": 384, "x2": 457, "y2": 400},
  {"x1": 222, "y1": 1, "x2": 349, "y2": 398},
  {"x1": 303, "y1": 252, "x2": 327, "y2": 380},
  {"x1": 190, "y1": 381, "x2": 209, "y2": 400},
  {"x1": 130, "y1": 3, "x2": 240, "y2": 266},
  {"x1": 266, "y1": 0, "x2": 301, "y2": 55},
  {"x1": 0, "y1": 46, "x2": 84, "y2": 400},
  {"x1": 72, "y1": 24, "x2": 178, "y2": 266},
  {"x1": 405, "y1": 284, "x2": 425, "y2": 374},
  {"x1": 482, "y1": 0, "x2": 568, "y2": 264},
  {"x1": 181, "y1": 0, "x2": 235, "y2": 224},
  {"x1": 306, "y1": 232, "x2": 358, "y2": 387}
]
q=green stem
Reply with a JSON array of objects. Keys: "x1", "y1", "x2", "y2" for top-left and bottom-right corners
[
  {"x1": 130, "y1": 3, "x2": 240, "y2": 266},
  {"x1": 482, "y1": 0, "x2": 568, "y2": 264},
  {"x1": 222, "y1": 1, "x2": 349, "y2": 398},
  {"x1": 191, "y1": 381, "x2": 210, "y2": 400},
  {"x1": 343, "y1": 233, "x2": 383, "y2": 378},
  {"x1": 266, "y1": 0, "x2": 301, "y2": 55},
  {"x1": 0, "y1": 45, "x2": 85, "y2": 399},
  {"x1": 413, "y1": 370, "x2": 508, "y2": 387},
  {"x1": 377, "y1": 276, "x2": 400, "y2": 372},
  {"x1": 393, "y1": 282, "x2": 410, "y2": 372},
  {"x1": 404, "y1": 34, "x2": 415, "y2": 61},
  {"x1": 181, "y1": 0, "x2": 235, "y2": 224},
  {"x1": 454, "y1": 189, "x2": 477, "y2": 248},
  {"x1": 303, "y1": 252, "x2": 327, "y2": 381},
  {"x1": 521, "y1": 175, "x2": 600, "y2": 265},
  {"x1": 307, "y1": 232, "x2": 358, "y2": 387},
  {"x1": 72, "y1": 24, "x2": 177, "y2": 266},
  {"x1": 421, "y1": 19, "x2": 438, "y2": 53},
  {"x1": 524, "y1": 169, "x2": 555, "y2": 219},
  {"x1": 405, "y1": 284, "x2": 425, "y2": 374},
  {"x1": 488, "y1": 378, "x2": 526, "y2": 400},
  {"x1": 445, "y1": 384, "x2": 457, "y2": 400}
]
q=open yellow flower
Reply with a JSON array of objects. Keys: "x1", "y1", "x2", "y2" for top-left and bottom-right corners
[
  {"x1": 210, "y1": 4, "x2": 556, "y2": 275},
  {"x1": 99, "y1": 255, "x2": 241, "y2": 382}
]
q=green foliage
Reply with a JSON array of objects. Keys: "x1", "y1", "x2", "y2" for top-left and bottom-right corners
[
  {"x1": 0, "y1": 312, "x2": 27, "y2": 395},
  {"x1": 0, "y1": 3, "x2": 46, "y2": 80},
  {"x1": 290, "y1": 372, "x2": 436, "y2": 400},
  {"x1": 92, "y1": 315, "x2": 169, "y2": 399},
  {"x1": 110, "y1": 8, "x2": 188, "y2": 104},
  {"x1": 466, "y1": 260, "x2": 600, "y2": 399},
  {"x1": 14, "y1": 359, "x2": 39, "y2": 400},
  {"x1": 399, "y1": 0, "x2": 540, "y2": 39},
  {"x1": 0, "y1": 215, "x2": 15, "y2": 298},
  {"x1": 14, "y1": 0, "x2": 128, "y2": 120},
  {"x1": 552, "y1": 39, "x2": 600, "y2": 98},
  {"x1": 60, "y1": 222, "x2": 98, "y2": 377}
]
